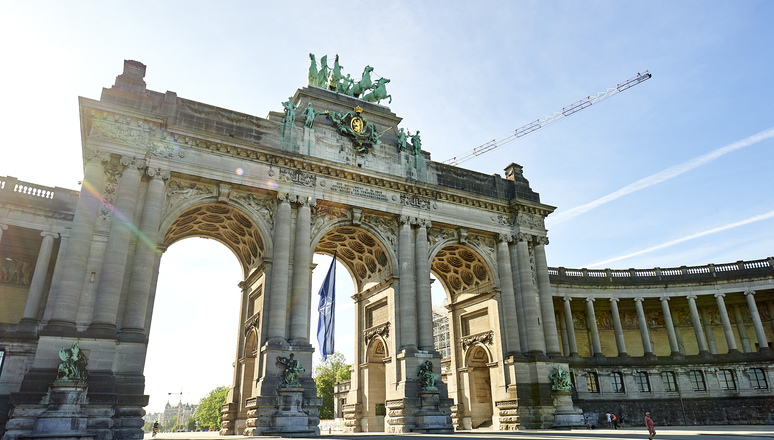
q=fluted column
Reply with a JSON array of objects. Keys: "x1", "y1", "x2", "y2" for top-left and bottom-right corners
[
  {"x1": 534, "y1": 237, "x2": 560, "y2": 355},
  {"x1": 267, "y1": 194, "x2": 292, "y2": 341},
  {"x1": 415, "y1": 220, "x2": 434, "y2": 351},
  {"x1": 660, "y1": 296, "x2": 680, "y2": 355},
  {"x1": 609, "y1": 298, "x2": 627, "y2": 356},
  {"x1": 21, "y1": 232, "x2": 59, "y2": 322},
  {"x1": 585, "y1": 298, "x2": 602, "y2": 356},
  {"x1": 700, "y1": 307, "x2": 718, "y2": 354},
  {"x1": 733, "y1": 304, "x2": 752, "y2": 353},
  {"x1": 714, "y1": 293, "x2": 738, "y2": 353},
  {"x1": 398, "y1": 216, "x2": 417, "y2": 350},
  {"x1": 497, "y1": 234, "x2": 521, "y2": 354},
  {"x1": 89, "y1": 157, "x2": 145, "y2": 336},
  {"x1": 44, "y1": 151, "x2": 109, "y2": 335},
  {"x1": 121, "y1": 168, "x2": 168, "y2": 340},
  {"x1": 686, "y1": 294, "x2": 709, "y2": 354},
  {"x1": 634, "y1": 297, "x2": 653, "y2": 355},
  {"x1": 744, "y1": 290, "x2": 769, "y2": 352},
  {"x1": 289, "y1": 198, "x2": 313, "y2": 343},
  {"x1": 0, "y1": 224, "x2": 7, "y2": 244},
  {"x1": 562, "y1": 297, "x2": 578, "y2": 355},
  {"x1": 516, "y1": 234, "x2": 545, "y2": 354}
]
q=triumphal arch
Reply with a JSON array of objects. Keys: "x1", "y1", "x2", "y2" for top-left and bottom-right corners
[{"x1": 1, "y1": 58, "x2": 563, "y2": 439}]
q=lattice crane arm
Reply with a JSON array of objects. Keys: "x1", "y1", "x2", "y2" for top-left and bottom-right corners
[{"x1": 442, "y1": 71, "x2": 652, "y2": 166}]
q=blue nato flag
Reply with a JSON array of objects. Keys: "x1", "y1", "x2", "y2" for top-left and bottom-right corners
[{"x1": 316, "y1": 254, "x2": 336, "y2": 361}]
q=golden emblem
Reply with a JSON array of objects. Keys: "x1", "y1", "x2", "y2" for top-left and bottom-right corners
[{"x1": 350, "y1": 116, "x2": 364, "y2": 134}]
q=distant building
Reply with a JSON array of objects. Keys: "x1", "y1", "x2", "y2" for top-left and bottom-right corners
[
  {"x1": 161, "y1": 402, "x2": 197, "y2": 426},
  {"x1": 432, "y1": 306, "x2": 450, "y2": 359}
]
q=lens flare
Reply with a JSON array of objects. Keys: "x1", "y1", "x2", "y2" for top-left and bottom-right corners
[
  {"x1": 266, "y1": 180, "x2": 279, "y2": 189},
  {"x1": 235, "y1": 168, "x2": 244, "y2": 176}
]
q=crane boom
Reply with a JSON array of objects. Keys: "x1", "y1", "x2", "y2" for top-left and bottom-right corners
[{"x1": 442, "y1": 71, "x2": 652, "y2": 166}]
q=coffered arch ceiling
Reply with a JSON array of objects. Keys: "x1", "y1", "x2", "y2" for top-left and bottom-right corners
[
  {"x1": 164, "y1": 203, "x2": 265, "y2": 274},
  {"x1": 315, "y1": 226, "x2": 392, "y2": 291},
  {"x1": 431, "y1": 244, "x2": 493, "y2": 299}
]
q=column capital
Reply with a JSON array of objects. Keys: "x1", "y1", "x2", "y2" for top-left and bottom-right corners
[
  {"x1": 40, "y1": 231, "x2": 59, "y2": 239},
  {"x1": 147, "y1": 167, "x2": 171, "y2": 180},
  {"x1": 714, "y1": 292, "x2": 726, "y2": 299},
  {"x1": 399, "y1": 215, "x2": 414, "y2": 226},
  {"x1": 609, "y1": 297, "x2": 620, "y2": 303},
  {"x1": 660, "y1": 295, "x2": 671, "y2": 302},
  {"x1": 120, "y1": 155, "x2": 146, "y2": 171},
  {"x1": 85, "y1": 149, "x2": 111, "y2": 164},
  {"x1": 516, "y1": 232, "x2": 535, "y2": 243},
  {"x1": 633, "y1": 297, "x2": 645, "y2": 303},
  {"x1": 686, "y1": 294, "x2": 698, "y2": 300},
  {"x1": 585, "y1": 297, "x2": 595, "y2": 303},
  {"x1": 534, "y1": 236, "x2": 549, "y2": 246},
  {"x1": 563, "y1": 296, "x2": 573, "y2": 303},
  {"x1": 299, "y1": 196, "x2": 316, "y2": 207},
  {"x1": 498, "y1": 233, "x2": 514, "y2": 243},
  {"x1": 744, "y1": 289, "x2": 756, "y2": 297},
  {"x1": 417, "y1": 218, "x2": 431, "y2": 229}
]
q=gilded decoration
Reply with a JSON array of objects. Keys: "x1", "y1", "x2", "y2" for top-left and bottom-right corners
[
  {"x1": 0, "y1": 253, "x2": 34, "y2": 285},
  {"x1": 620, "y1": 310, "x2": 639, "y2": 329},
  {"x1": 572, "y1": 311, "x2": 587, "y2": 330},
  {"x1": 597, "y1": 311, "x2": 613, "y2": 330}
]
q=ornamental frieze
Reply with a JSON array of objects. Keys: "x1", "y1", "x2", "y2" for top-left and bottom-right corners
[
  {"x1": 165, "y1": 179, "x2": 217, "y2": 210},
  {"x1": 310, "y1": 202, "x2": 350, "y2": 240},
  {"x1": 515, "y1": 212, "x2": 545, "y2": 229},
  {"x1": 468, "y1": 234, "x2": 496, "y2": 257},
  {"x1": 399, "y1": 194, "x2": 434, "y2": 211},
  {"x1": 364, "y1": 322, "x2": 390, "y2": 345},
  {"x1": 461, "y1": 331, "x2": 494, "y2": 350},
  {"x1": 428, "y1": 227, "x2": 456, "y2": 246},
  {"x1": 362, "y1": 214, "x2": 398, "y2": 253},
  {"x1": 231, "y1": 191, "x2": 276, "y2": 231},
  {"x1": 278, "y1": 167, "x2": 316, "y2": 187}
]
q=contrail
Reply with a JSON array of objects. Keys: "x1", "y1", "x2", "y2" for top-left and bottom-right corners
[
  {"x1": 586, "y1": 209, "x2": 774, "y2": 268},
  {"x1": 548, "y1": 126, "x2": 774, "y2": 226}
]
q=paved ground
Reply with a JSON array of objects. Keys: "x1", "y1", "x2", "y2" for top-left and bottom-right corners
[{"x1": 145, "y1": 426, "x2": 774, "y2": 440}]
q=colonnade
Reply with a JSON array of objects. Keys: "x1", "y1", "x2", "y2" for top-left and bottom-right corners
[{"x1": 558, "y1": 290, "x2": 771, "y2": 357}]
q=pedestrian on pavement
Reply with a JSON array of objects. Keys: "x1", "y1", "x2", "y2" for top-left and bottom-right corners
[
  {"x1": 612, "y1": 413, "x2": 618, "y2": 429},
  {"x1": 644, "y1": 412, "x2": 656, "y2": 439},
  {"x1": 606, "y1": 412, "x2": 612, "y2": 428}
]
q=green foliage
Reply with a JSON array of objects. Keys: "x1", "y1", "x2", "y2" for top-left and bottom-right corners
[
  {"x1": 190, "y1": 385, "x2": 229, "y2": 431},
  {"x1": 314, "y1": 352, "x2": 351, "y2": 420},
  {"x1": 186, "y1": 417, "x2": 197, "y2": 431},
  {"x1": 142, "y1": 420, "x2": 153, "y2": 432}
]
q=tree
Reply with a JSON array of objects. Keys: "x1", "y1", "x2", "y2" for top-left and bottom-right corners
[
  {"x1": 313, "y1": 352, "x2": 351, "y2": 420},
  {"x1": 189, "y1": 386, "x2": 229, "y2": 430}
]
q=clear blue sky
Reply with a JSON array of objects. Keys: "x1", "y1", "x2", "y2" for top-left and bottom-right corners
[{"x1": 2, "y1": 1, "x2": 772, "y2": 413}]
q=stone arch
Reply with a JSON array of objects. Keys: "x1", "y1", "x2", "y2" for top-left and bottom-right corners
[
  {"x1": 430, "y1": 243, "x2": 496, "y2": 303},
  {"x1": 463, "y1": 343, "x2": 495, "y2": 429},
  {"x1": 161, "y1": 202, "x2": 270, "y2": 276},
  {"x1": 362, "y1": 336, "x2": 388, "y2": 432}
]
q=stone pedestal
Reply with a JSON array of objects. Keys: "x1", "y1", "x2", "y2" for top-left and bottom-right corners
[
  {"x1": 551, "y1": 391, "x2": 584, "y2": 429},
  {"x1": 260, "y1": 388, "x2": 318, "y2": 437},
  {"x1": 19, "y1": 381, "x2": 95, "y2": 440},
  {"x1": 412, "y1": 390, "x2": 453, "y2": 434}
]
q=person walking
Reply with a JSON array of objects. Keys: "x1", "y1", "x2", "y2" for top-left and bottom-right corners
[
  {"x1": 606, "y1": 412, "x2": 612, "y2": 428},
  {"x1": 612, "y1": 413, "x2": 618, "y2": 429},
  {"x1": 644, "y1": 412, "x2": 656, "y2": 439}
]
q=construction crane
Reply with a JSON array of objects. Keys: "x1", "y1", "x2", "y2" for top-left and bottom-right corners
[
  {"x1": 168, "y1": 388, "x2": 187, "y2": 428},
  {"x1": 442, "y1": 71, "x2": 652, "y2": 166}
]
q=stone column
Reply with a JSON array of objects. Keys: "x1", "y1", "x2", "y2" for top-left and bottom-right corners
[
  {"x1": 562, "y1": 297, "x2": 578, "y2": 355},
  {"x1": 267, "y1": 194, "x2": 292, "y2": 342},
  {"x1": 534, "y1": 237, "x2": 560, "y2": 355},
  {"x1": 768, "y1": 301, "x2": 774, "y2": 337},
  {"x1": 558, "y1": 310, "x2": 570, "y2": 356},
  {"x1": 660, "y1": 296, "x2": 680, "y2": 356},
  {"x1": 398, "y1": 216, "x2": 417, "y2": 351},
  {"x1": 290, "y1": 197, "x2": 313, "y2": 344},
  {"x1": 509, "y1": 244, "x2": 528, "y2": 351},
  {"x1": 89, "y1": 157, "x2": 145, "y2": 337},
  {"x1": 609, "y1": 298, "x2": 627, "y2": 356},
  {"x1": 700, "y1": 307, "x2": 718, "y2": 354},
  {"x1": 685, "y1": 294, "x2": 709, "y2": 354},
  {"x1": 733, "y1": 304, "x2": 752, "y2": 353},
  {"x1": 634, "y1": 297, "x2": 653, "y2": 355},
  {"x1": 515, "y1": 234, "x2": 545, "y2": 354},
  {"x1": 585, "y1": 298, "x2": 602, "y2": 356},
  {"x1": 415, "y1": 220, "x2": 434, "y2": 351},
  {"x1": 0, "y1": 224, "x2": 7, "y2": 244},
  {"x1": 120, "y1": 168, "x2": 168, "y2": 340},
  {"x1": 496, "y1": 234, "x2": 521, "y2": 355},
  {"x1": 714, "y1": 293, "x2": 738, "y2": 353},
  {"x1": 44, "y1": 151, "x2": 109, "y2": 335},
  {"x1": 20, "y1": 232, "x2": 59, "y2": 323},
  {"x1": 744, "y1": 290, "x2": 770, "y2": 352}
]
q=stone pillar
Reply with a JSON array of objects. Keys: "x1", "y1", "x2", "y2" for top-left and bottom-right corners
[
  {"x1": 562, "y1": 297, "x2": 578, "y2": 355},
  {"x1": 496, "y1": 234, "x2": 521, "y2": 354},
  {"x1": 0, "y1": 223, "x2": 7, "y2": 244},
  {"x1": 515, "y1": 234, "x2": 545, "y2": 354},
  {"x1": 267, "y1": 194, "x2": 292, "y2": 342},
  {"x1": 744, "y1": 290, "x2": 770, "y2": 352},
  {"x1": 290, "y1": 197, "x2": 313, "y2": 344},
  {"x1": 768, "y1": 301, "x2": 774, "y2": 337},
  {"x1": 660, "y1": 296, "x2": 680, "y2": 356},
  {"x1": 534, "y1": 237, "x2": 560, "y2": 355},
  {"x1": 714, "y1": 293, "x2": 738, "y2": 353},
  {"x1": 415, "y1": 220, "x2": 434, "y2": 351},
  {"x1": 686, "y1": 294, "x2": 709, "y2": 354},
  {"x1": 609, "y1": 298, "x2": 627, "y2": 356},
  {"x1": 509, "y1": 244, "x2": 528, "y2": 351},
  {"x1": 398, "y1": 216, "x2": 417, "y2": 351},
  {"x1": 120, "y1": 168, "x2": 168, "y2": 339},
  {"x1": 43, "y1": 151, "x2": 109, "y2": 335},
  {"x1": 20, "y1": 232, "x2": 59, "y2": 323},
  {"x1": 558, "y1": 310, "x2": 570, "y2": 356},
  {"x1": 701, "y1": 307, "x2": 718, "y2": 354},
  {"x1": 88, "y1": 157, "x2": 144, "y2": 336},
  {"x1": 634, "y1": 297, "x2": 653, "y2": 355},
  {"x1": 733, "y1": 304, "x2": 752, "y2": 353},
  {"x1": 585, "y1": 298, "x2": 602, "y2": 356}
]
